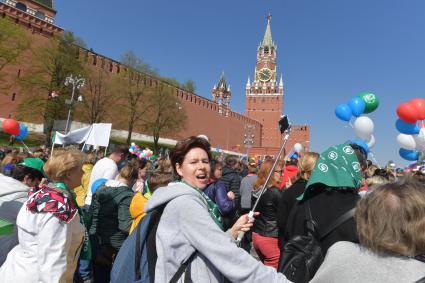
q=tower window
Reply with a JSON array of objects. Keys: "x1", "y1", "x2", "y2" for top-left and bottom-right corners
[
  {"x1": 11, "y1": 93, "x2": 16, "y2": 101},
  {"x1": 15, "y1": 2, "x2": 27, "y2": 12},
  {"x1": 17, "y1": 69, "x2": 21, "y2": 78},
  {"x1": 35, "y1": 11, "x2": 45, "y2": 20}
]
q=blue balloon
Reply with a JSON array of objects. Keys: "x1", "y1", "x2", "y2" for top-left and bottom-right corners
[
  {"x1": 15, "y1": 124, "x2": 28, "y2": 141},
  {"x1": 291, "y1": 152, "x2": 299, "y2": 159},
  {"x1": 91, "y1": 178, "x2": 108, "y2": 194},
  {"x1": 348, "y1": 97, "x2": 366, "y2": 117},
  {"x1": 350, "y1": 139, "x2": 369, "y2": 154},
  {"x1": 395, "y1": 119, "x2": 420, "y2": 135},
  {"x1": 335, "y1": 104, "x2": 352, "y2": 122},
  {"x1": 399, "y1": 148, "x2": 419, "y2": 161}
]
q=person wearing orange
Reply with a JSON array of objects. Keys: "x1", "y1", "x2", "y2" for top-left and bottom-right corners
[{"x1": 129, "y1": 170, "x2": 173, "y2": 234}]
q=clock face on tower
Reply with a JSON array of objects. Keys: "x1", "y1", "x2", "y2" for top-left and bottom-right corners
[{"x1": 258, "y1": 68, "x2": 272, "y2": 82}]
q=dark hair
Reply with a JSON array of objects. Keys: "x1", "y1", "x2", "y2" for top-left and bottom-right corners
[
  {"x1": 286, "y1": 158, "x2": 298, "y2": 166},
  {"x1": 112, "y1": 145, "x2": 129, "y2": 156},
  {"x1": 170, "y1": 136, "x2": 212, "y2": 176},
  {"x1": 366, "y1": 160, "x2": 373, "y2": 167},
  {"x1": 134, "y1": 158, "x2": 148, "y2": 170},
  {"x1": 373, "y1": 168, "x2": 392, "y2": 179},
  {"x1": 12, "y1": 165, "x2": 44, "y2": 182},
  {"x1": 147, "y1": 171, "x2": 174, "y2": 193},
  {"x1": 210, "y1": 159, "x2": 223, "y2": 181},
  {"x1": 225, "y1": 156, "x2": 239, "y2": 168}
]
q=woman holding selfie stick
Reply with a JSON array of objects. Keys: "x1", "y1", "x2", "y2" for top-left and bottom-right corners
[{"x1": 145, "y1": 136, "x2": 292, "y2": 282}]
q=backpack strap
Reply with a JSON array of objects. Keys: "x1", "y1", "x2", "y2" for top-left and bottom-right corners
[
  {"x1": 304, "y1": 200, "x2": 318, "y2": 234},
  {"x1": 319, "y1": 208, "x2": 356, "y2": 240},
  {"x1": 169, "y1": 252, "x2": 197, "y2": 283},
  {"x1": 134, "y1": 213, "x2": 143, "y2": 280}
]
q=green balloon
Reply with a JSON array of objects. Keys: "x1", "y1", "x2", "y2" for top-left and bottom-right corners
[{"x1": 358, "y1": 92, "x2": 379, "y2": 113}]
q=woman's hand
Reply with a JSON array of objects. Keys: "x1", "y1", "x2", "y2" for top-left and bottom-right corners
[
  {"x1": 230, "y1": 212, "x2": 259, "y2": 239},
  {"x1": 39, "y1": 178, "x2": 48, "y2": 187},
  {"x1": 227, "y1": 191, "x2": 235, "y2": 200}
]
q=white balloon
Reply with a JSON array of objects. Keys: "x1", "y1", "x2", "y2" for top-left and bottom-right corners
[
  {"x1": 413, "y1": 128, "x2": 425, "y2": 151},
  {"x1": 354, "y1": 117, "x2": 374, "y2": 140},
  {"x1": 366, "y1": 135, "x2": 376, "y2": 148},
  {"x1": 396, "y1": 134, "x2": 417, "y2": 150},
  {"x1": 293, "y1": 143, "x2": 303, "y2": 153}
]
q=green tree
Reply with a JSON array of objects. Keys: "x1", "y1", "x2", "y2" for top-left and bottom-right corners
[
  {"x1": 0, "y1": 17, "x2": 30, "y2": 91},
  {"x1": 182, "y1": 79, "x2": 196, "y2": 93},
  {"x1": 76, "y1": 67, "x2": 115, "y2": 124},
  {"x1": 114, "y1": 51, "x2": 152, "y2": 144},
  {"x1": 141, "y1": 84, "x2": 187, "y2": 153},
  {"x1": 17, "y1": 32, "x2": 85, "y2": 144},
  {"x1": 161, "y1": 77, "x2": 181, "y2": 88}
]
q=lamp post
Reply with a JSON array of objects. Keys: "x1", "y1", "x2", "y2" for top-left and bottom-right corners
[
  {"x1": 243, "y1": 124, "x2": 255, "y2": 157},
  {"x1": 64, "y1": 74, "x2": 85, "y2": 134}
]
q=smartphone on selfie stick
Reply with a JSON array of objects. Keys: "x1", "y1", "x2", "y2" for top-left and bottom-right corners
[{"x1": 236, "y1": 115, "x2": 292, "y2": 246}]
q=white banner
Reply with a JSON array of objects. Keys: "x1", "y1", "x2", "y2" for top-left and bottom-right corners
[
  {"x1": 85, "y1": 123, "x2": 112, "y2": 147},
  {"x1": 54, "y1": 123, "x2": 112, "y2": 147}
]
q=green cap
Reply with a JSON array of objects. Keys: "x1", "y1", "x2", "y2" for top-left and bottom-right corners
[{"x1": 19, "y1": 158, "x2": 45, "y2": 175}]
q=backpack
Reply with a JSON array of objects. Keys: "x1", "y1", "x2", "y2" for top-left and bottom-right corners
[
  {"x1": 278, "y1": 201, "x2": 355, "y2": 283},
  {"x1": 111, "y1": 204, "x2": 196, "y2": 283}
]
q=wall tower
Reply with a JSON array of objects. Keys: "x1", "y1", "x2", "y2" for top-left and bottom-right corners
[{"x1": 212, "y1": 71, "x2": 231, "y2": 117}]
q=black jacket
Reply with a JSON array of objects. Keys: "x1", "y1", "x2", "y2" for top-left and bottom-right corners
[
  {"x1": 220, "y1": 166, "x2": 242, "y2": 209},
  {"x1": 284, "y1": 185, "x2": 360, "y2": 254},
  {"x1": 89, "y1": 183, "x2": 134, "y2": 251},
  {"x1": 277, "y1": 179, "x2": 307, "y2": 239},
  {"x1": 252, "y1": 186, "x2": 282, "y2": 238}
]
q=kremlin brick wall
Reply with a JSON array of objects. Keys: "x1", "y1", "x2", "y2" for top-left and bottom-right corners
[{"x1": 0, "y1": 2, "x2": 310, "y2": 157}]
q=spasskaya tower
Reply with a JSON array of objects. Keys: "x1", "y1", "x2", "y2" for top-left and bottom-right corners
[{"x1": 245, "y1": 14, "x2": 284, "y2": 149}]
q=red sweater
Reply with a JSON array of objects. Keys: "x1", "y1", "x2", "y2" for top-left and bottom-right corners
[{"x1": 279, "y1": 165, "x2": 298, "y2": 189}]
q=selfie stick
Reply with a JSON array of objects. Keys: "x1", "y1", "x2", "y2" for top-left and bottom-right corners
[{"x1": 236, "y1": 117, "x2": 292, "y2": 246}]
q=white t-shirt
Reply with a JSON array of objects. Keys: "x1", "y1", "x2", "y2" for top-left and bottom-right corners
[{"x1": 85, "y1": 157, "x2": 119, "y2": 205}]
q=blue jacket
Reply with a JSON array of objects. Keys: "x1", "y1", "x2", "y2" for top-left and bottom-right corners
[{"x1": 204, "y1": 180, "x2": 234, "y2": 216}]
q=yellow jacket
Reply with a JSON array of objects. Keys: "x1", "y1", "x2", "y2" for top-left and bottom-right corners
[
  {"x1": 74, "y1": 164, "x2": 94, "y2": 207},
  {"x1": 129, "y1": 192, "x2": 148, "y2": 234}
]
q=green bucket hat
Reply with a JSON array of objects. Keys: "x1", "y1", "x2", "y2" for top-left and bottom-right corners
[{"x1": 19, "y1": 158, "x2": 45, "y2": 176}]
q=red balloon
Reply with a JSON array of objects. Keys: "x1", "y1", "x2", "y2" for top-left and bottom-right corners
[
  {"x1": 397, "y1": 102, "x2": 419, "y2": 123},
  {"x1": 410, "y1": 98, "x2": 425, "y2": 120},
  {"x1": 2, "y1": 119, "x2": 20, "y2": 135}
]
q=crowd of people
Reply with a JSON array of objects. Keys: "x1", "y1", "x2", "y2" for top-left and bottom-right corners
[{"x1": 0, "y1": 137, "x2": 424, "y2": 282}]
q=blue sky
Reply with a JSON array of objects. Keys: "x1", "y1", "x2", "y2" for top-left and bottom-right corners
[{"x1": 55, "y1": 0, "x2": 425, "y2": 167}]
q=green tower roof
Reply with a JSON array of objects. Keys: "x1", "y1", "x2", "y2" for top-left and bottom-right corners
[
  {"x1": 261, "y1": 14, "x2": 274, "y2": 48},
  {"x1": 33, "y1": 0, "x2": 54, "y2": 10},
  {"x1": 217, "y1": 71, "x2": 228, "y2": 90}
]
